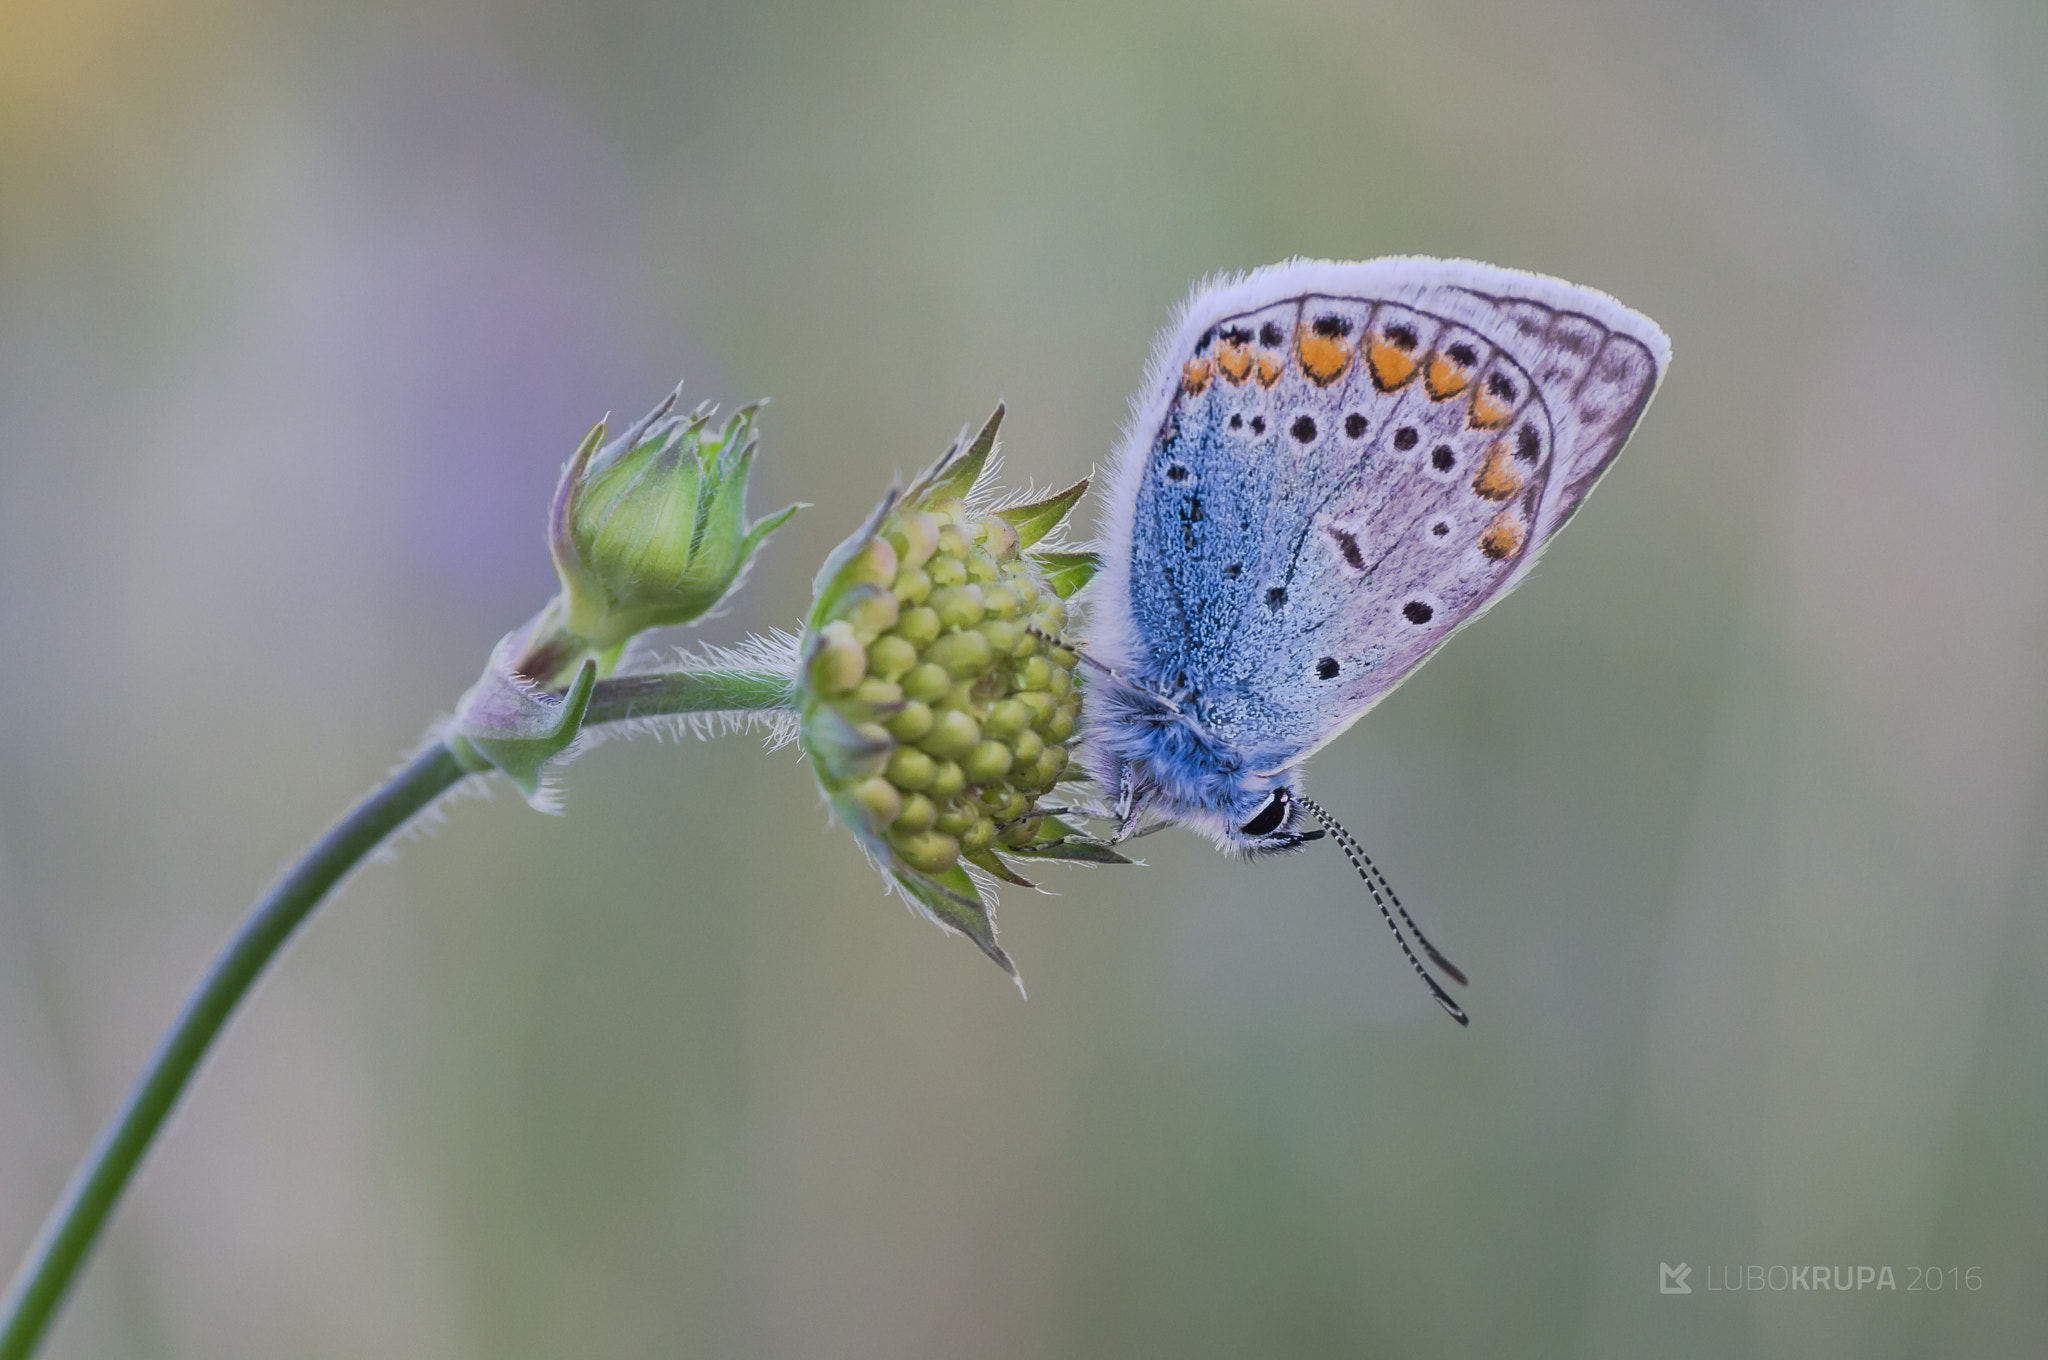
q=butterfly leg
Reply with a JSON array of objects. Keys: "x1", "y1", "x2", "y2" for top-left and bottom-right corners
[
  {"x1": 1108, "y1": 761, "x2": 1149, "y2": 844},
  {"x1": 999, "y1": 760, "x2": 1153, "y2": 846}
]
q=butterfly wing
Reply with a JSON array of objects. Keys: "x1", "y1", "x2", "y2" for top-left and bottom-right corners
[{"x1": 1091, "y1": 257, "x2": 1669, "y2": 770}]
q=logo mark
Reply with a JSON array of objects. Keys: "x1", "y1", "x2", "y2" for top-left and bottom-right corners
[{"x1": 1661, "y1": 1262, "x2": 1692, "y2": 1294}]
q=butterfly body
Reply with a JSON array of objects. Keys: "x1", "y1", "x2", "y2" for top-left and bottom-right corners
[{"x1": 1081, "y1": 258, "x2": 1669, "y2": 858}]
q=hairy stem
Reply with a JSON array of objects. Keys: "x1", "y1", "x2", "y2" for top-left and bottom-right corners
[
  {"x1": 582, "y1": 667, "x2": 792, "y2": 725},
  {"x1": 0, "y1": 664, "x2": 794, "y2": 1360}
]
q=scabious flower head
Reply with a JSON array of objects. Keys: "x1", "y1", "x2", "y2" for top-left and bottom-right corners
[{"x1": 796, "y1": 407, "x2": 1118, "y2": 980}]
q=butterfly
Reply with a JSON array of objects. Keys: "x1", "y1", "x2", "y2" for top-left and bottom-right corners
[{"x1": 1074, "y1": 258, "x2": 1670, "y2": 1021}]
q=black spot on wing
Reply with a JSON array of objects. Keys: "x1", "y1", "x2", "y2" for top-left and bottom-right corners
[{"x1": 1325, "y1": 524, "x2": 1365, "y2": 571}]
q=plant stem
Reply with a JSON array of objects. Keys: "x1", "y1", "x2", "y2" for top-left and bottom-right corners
[
  {"x1": 0, "y1": 742, "x2": 468, "y2": 1360},
  {"x1": 582, "y1": 667, "x2": 791, "y2": 725},
  {"x1": 0, "y1": 666, "x2": 798, "y2": 1360}
]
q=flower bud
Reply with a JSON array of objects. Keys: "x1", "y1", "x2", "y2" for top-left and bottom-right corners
[
  {"x1": 442, "y1": 384, "x2": 804, "y2": 804},
  {"x1": 795, "y1": 405, "x2": 1124, "y2": 982},
  {"x1": 543, "y1": 391, "x2": 799, "y2": 672}
]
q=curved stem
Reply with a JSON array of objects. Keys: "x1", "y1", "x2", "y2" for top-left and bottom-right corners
[
  {"x1": 0, "y1": 743, "x2": 467, "y2": 1360},
  {"x1": 0, "y1": 665, "x2": 798, "y2": 1360}
]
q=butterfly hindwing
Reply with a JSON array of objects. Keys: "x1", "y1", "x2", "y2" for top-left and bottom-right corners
[{"x1": 1100, "y1": 258, "x2": 1668, "y2": 771}]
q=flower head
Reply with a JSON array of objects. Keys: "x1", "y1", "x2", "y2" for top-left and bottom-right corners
[{"x1": 796, "y1": 407, "x2": 1122, "y2": 981}]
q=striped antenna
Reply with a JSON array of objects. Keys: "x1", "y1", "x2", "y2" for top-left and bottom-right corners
[{"x1": 1297, "y1": 795, "x2": 1469, "y2": 1026}]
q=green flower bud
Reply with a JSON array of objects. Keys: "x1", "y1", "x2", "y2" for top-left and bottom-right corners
[
  {"x1": 926, "y1": 629, "x2": 993, "y2": 678},
  {"x1": 890, "y1": 829, "x2": 961, "y2": 876},
  {"x1": 886, "y1": 746, "x2": 937, "y2": 790},
  {"x1": 883, "y1": 699, "x2": 934, "y2": 743},
  {"x1": 546, "y1": 391, "x2": 799, "y2": 665},
  {"x1": 447, "y1": 385, "x2": 806, "y2": 803},
  {"x1": 892, "y1": 565, "x2": 933, "y2": 605},
  {"x1": 895, "y1": 607, "x2": 943, "y2": 649},
  {"x1": 894, "y1": 792, "x2": 938, "y2": 834},
  {"x1": 794, "y1": 405, "x2": 1125, "y2": 983},
  {"x1": 850, "y1": 777, "x2": 903, "y2": 825},
  {"x1": 900, "y1": 662, "x2": 950, "y2": 703},
  {"x1": 961, "y1": 740, "x2": 1012, "y2": 782},
  {"x1": 919, "y1": 708, "x2": 982, "y2": 760},
  {"x1": 867, "y1": 634, "x2": 919, "y2": 680},
  {"x1": 982, "y1": 699, "x2": 1030, "y2": 741},
  {"x1": 809, "y1": 620, "x2": 867, "y2": 693},
  {"x1": 926, "y1": 760, "x2": 966, "y2": 801}
]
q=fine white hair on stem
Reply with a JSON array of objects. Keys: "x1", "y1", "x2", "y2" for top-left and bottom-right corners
[
  {"x1": 372, "y1": 767, "x2": 498, "y2": 862},
  {"x1": 588, "y1": 628, "x2": 803, "y2": 752}
]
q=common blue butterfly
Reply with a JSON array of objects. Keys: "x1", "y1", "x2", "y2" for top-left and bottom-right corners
[{"x1": 1074, "y1": 258, "x2": 1669, "y2": 1020}]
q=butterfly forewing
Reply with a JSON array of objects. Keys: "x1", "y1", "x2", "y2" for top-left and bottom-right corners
[{"x1": 1112, "y1": 259, "x2": 1667, "y2": 770}]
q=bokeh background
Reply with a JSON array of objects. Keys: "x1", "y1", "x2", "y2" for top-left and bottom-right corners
[{"x1": 3, "y1": 0, "x2": 2045, "y2": 1356}]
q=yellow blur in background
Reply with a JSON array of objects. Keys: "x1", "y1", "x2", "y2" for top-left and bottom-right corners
[{"x1": 2, "y1": 1, "x2": 2044, "y2": 1356}]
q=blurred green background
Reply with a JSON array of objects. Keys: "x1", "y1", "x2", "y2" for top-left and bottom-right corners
[{"x1": 3, "y1": 0, "x2": 2045, "y2": 1356}]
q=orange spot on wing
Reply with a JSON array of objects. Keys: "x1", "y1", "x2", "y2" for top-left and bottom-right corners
[
  {"x1": 1181, "y1": 358, "x2": 1212, "y2": 395},
  {"x1": 1479, "y1": 507, "x2": 1526, "y2": 560},
  {"x1": 1216, "y1": 340, "x2": 1254, "y2": 385},
  {"x1": 1296, "y1": 327, "x2": 1352, "y2": 385},
  {"x1": 1471, "y1": 441, "x2": 1525, "y2": 501},
  {"x1": 1424, "y1": 352, "x2": 1473, "y2": 400},
  {"x1": 1469, "y1": 376, "x2": 1517, "y2": 428},
  {"x1": 1366, "y1": 333, "x2": 1419, "y2": 391},
  {"x1": 1254, "y1": 352, "x2": 1283, "y2": 388}
]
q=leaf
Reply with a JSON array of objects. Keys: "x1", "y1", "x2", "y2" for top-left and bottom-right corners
[
  {"x1": 920, "y1": 404, "x2": 1004, "y2": 506},
  {"x1": 897, "y1": 865, "x2": 1016, "y2": 978},
  {"x1": 1011, "y1": 839, "x2": 1134, "y2": 865},
  {"x1": 967, "y1": 849, "x2": 1039, "y2": 888},
  {"x1": 995, "y1": 478, "x2": 1089, "y2": 549},
  {"x1": 1030, "y1": 550, "x2": 1099, "y2": 599},
  {"x1": 450, "y1": 651, "x2": 598, "y2": 808}
]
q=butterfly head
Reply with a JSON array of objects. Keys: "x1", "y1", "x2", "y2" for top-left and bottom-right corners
[
  {"x1": 1082, "y1": 678, "x2": 1322, "y2": 858},
  {"x1": 1117, "y1": 767, "x2": 1323, "y2": 860},
  {"x1": 1224, "y1": 783, "x2": 1324, "y2": 857}
]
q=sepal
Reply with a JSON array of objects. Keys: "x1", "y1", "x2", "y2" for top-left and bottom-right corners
[{"x1": 448, "y1": 622, "x2": 599, "y2": 807}]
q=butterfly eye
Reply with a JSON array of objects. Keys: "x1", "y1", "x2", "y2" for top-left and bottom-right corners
[{"x1": 1238, "y1": 788, "x2": 1291, "y2": 837}]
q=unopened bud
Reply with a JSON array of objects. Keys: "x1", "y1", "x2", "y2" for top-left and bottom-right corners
[{"x1": 539, "y1": 392, "x2": 798, "y2": 677}]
